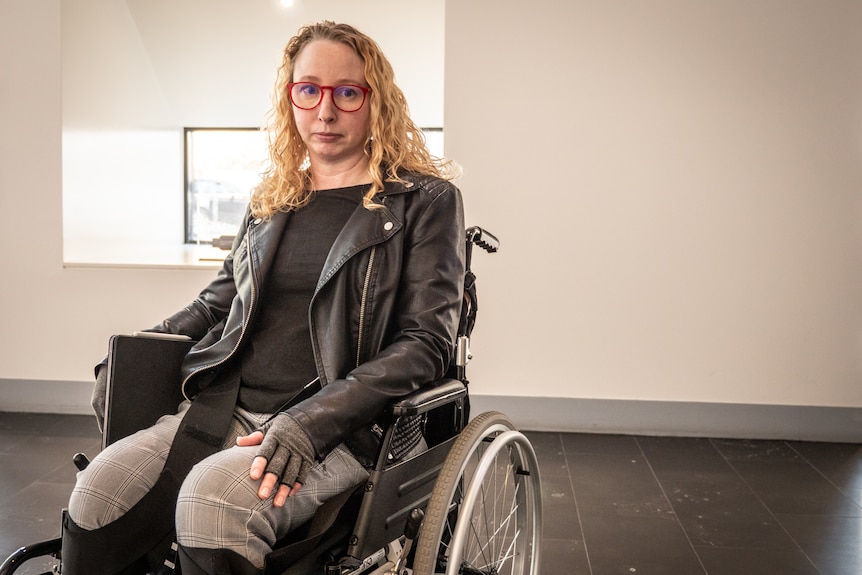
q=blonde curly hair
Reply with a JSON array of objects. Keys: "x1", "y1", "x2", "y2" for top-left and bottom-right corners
[{"x1": 251, "y1": 21, "x2": 457, "y2": 218}]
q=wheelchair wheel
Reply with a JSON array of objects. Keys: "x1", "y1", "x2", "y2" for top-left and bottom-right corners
[{"x1": 412, "y1": 411, "x2": 542, "y2": 575}]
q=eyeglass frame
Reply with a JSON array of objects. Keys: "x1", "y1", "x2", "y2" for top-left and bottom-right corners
[{"x1": 287, "y1": 82, "x2": 372, "y2": 113}]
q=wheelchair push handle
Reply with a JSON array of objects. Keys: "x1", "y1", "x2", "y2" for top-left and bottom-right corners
[
  {"x1": 73, "y1": 452, "x2": 90, "y2": 471},
  {"x1": 466, "y1": 226, "x2": 499, "y2": 254},
  {"x1": 465, "y1": 226, "x2": 499, "y2": 273}
]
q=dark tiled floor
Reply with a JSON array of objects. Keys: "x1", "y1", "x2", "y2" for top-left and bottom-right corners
[{"x1": 1, "y1": 412, "x2": 861, "y2": 574}]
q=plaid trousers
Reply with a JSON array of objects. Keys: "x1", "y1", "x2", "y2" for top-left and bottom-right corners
[{"x1": 68, "y1": 401, "x2": 369, "y2": 569}]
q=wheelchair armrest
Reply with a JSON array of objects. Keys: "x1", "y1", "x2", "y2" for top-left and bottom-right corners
[{"x1": 390, "y1": 378, "x2": 466, "y2": 417}]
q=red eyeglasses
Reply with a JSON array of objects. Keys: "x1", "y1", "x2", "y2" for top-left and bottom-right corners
[{"x1": 288, "y1": 82, "x2": 372, "y2": 112}]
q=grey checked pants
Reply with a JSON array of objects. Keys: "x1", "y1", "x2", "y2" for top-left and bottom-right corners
[{"x1": 68, "y1": 401, "x2": 370, "y2": 569}]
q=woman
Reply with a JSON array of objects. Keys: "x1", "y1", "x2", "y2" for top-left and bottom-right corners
[{"x1": 65, "y1": 21, "x2": 465, "y2": 575}]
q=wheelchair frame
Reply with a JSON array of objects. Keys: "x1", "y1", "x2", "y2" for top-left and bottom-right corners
[{"x1": 0, "y1": 227, "x2": 543, "y2": 575}]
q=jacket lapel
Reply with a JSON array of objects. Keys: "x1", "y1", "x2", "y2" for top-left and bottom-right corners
[
  {"x1": 248, "y1": 210, "x2": 290, "y2": 288},
  {"x1": 316, "y1": 202, "x2": 401, "y2": 292}
]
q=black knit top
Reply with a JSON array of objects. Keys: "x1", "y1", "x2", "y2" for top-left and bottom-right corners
[{"x1": 237, "y1": 184, "x2": 368, "y2": 413}]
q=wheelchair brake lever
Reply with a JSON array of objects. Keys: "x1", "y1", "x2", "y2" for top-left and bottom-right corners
[{"x1": 390, "y1": 508, "x2": 424, "y2": 575}]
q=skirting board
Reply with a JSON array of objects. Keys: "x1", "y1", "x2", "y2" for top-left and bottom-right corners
[
  {"x1": 471, "y1": 394, "x2": 862, "y2": 443},
  {"x1": 1, "y1": 379, "x2": 860, "y2": 443},
  {"x1": 0, "y1": 379, "x2": 95, "y2": 415}
]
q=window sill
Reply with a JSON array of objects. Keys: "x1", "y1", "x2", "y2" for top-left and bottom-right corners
[{"x1": 63, "y1": 239, "x2": 227, "y2": 270}]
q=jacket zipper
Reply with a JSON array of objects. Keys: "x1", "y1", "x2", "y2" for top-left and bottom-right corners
[
  {"x1": 356, "y1": 246, "x2": 376, "y2": 367},
  {"x1": 181, "y1": 219, "x2": 259, "y2": 399}
]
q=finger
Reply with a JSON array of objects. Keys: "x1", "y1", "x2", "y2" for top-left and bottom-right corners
[
  {"x1": 258, "y1": 471, "x2": 279, "y2": 500},
  {"x1": 282, "y1": 454, "x2": 302, "y2": 488},
  {"x1": 289, "y1": 481, "x2": 303, "y2": 495},
  {"x1": 236, "y1": 430, "x2": 265, "y2": 447},
  {"x1": 297, "y1": 460, "x2": 312, "y2": 486},
  {"x1": 264, "y1": 445, "x2": 290, "y2": 480},
  {"x1": 249, "y1": 455, "x2": 269, "y2": 481},
  {"x1": 273, "y1": 483, "x2": 292, "y2": 507},
  {"x1": 275, "y1": 481, "x2": 302, "y2": 506}
]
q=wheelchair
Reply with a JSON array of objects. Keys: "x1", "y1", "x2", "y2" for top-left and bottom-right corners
[{"x1": 1, "y1": 227, "x2": 542, "y2": 575}]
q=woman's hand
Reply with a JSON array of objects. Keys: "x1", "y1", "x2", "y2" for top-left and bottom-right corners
[{"x1": 236, "y1": 414, "x2": 317, "y2": 507}]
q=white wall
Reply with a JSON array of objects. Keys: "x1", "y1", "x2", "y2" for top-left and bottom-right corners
[
  {"x1": 62, "y1": 0, "x2": 445, "y2": 257},
  {"x1": 2, "y1": 0, "x2": 862, "y2": 424},
  {"x1": 63, "y1": 0, "x2": 444, "y2": 129},
  {"x1": 447, "y1": 1, "x2": 862, "y2": 408},
  {"x1": 0, "y1": 1, "x2": 241, "y2": 387}
]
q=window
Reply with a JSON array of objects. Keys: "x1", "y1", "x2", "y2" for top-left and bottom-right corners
[
  {"x1": 185, "y1": 128, "x2": 268, "y2": 244},
  {"x1": 184, "y1": 127, "x2": 445, "y2": 245}
]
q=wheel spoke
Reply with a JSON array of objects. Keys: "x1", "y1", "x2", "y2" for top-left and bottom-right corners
[
  {"x1": 412, "y1": 412, "x2": 542, "y2": 575},
  {"x1": 465, "y1": 493, "x2": 520, "y2": 571}
]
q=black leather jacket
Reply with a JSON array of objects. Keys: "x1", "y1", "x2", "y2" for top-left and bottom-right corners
[{"x1": 154, "y1": 173, "x2": 466, "y2": 459}]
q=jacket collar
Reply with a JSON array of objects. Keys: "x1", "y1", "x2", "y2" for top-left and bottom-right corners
[
  {"x1": 374, "y1": 170, "x2": 440, "y2": 199},
  {"x1": 250, "y1": 175, "x2": 419, "y2": 292}
]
